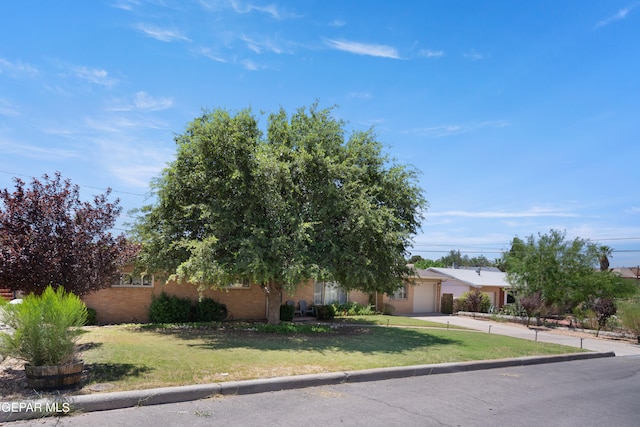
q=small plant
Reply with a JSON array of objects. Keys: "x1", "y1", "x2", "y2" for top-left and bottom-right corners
[
  {"x1": 594, "y1": 298, "x2": 617, "y2": 337},
  {"x1": 382, "y1": 303, "x2": 395, "y2": 315},
  {"x1": 315, "y1": 304, "x2": 336, "y2": 320},
  {"x1": 441, "y1": 294, "x2": 454, "y2": 315},
  {"x1": 86, "y1": 307, "x2": 98, "y2": 325},
  {"x1": 279, "y1": 303, "x2": 295, "y2": 322},
  {"x1": 333, "y1": 302, "x2": 375, "y2": 316},
  {"x1": 0, "y1": 285, "x2": 87, "y2": 366}
]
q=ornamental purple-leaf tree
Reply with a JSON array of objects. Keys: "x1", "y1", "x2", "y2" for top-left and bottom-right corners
[{"x1": 0, "y1": 172, "x2": 139, "y2": 296}]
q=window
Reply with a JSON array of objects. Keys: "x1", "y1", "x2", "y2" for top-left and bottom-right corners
[
  {"x1": 314, "y1": 281, "x2": 347, "y2": 305},
  {"x1": 113, "y1": 273, "x2": 154, "y2": 288},
  {"x1": 391, "y1": 285, "x2": 408, "y2": 300},
  {"x1": 225, "y1": 278, "x2": 251, "y2": 289}
]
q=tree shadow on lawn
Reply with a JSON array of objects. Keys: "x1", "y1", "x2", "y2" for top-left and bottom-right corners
[
  {"x1": 77, "y1": 341, "x2": 154, "y2": 384},
  {"x1": 141, "y1": 325, "x2": 463, "y2": 355},
  {"x1": 84, "y1": 362, "x2": 154, "y2": 384}
]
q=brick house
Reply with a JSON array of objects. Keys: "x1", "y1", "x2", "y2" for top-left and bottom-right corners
[{"x1": 81, "y1": 268, "x2": 370, "y2": 324}]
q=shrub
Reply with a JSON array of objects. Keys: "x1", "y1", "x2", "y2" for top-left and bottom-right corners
[
  {"x1": 619, "y1": 301, "x2": 640, "y2": 343},
  {"x1": 194, "y1": 298, "x2": 228, "y2": 322},
  {"x1": 519, "y1": 292, "x2": 543, "y2": 327},
  {"x1": 382, "y1": 303, "x2": 395, "y2": 315},
  {"x1": 315, "y1": 305, "x2": 336, "y2": 320},
  {"x1": 0, "y1": 285, "x2": 87, "y2": 366},
  {"x1": 332, "y1": 302, "x2": 374, "y2": 316},
  {"x1": 498, "y1": 304, "x2": 525, "y2": 317},
  {"x1": 86, "y1": 307, "x2": 98, "y2": 325},
  {"x1": 594, "y1": 298, "x2": 617, "y2": 337},
  {"x1": 280, "y1": 303, "x2": 295, "y2": 322},
  {"x1": 454, "y1": 289, "x2": 492, "y2": 313},
  {"x1": 441, "y1": 294, "x2": 453, "y2": 315},
  {"x1": 149, "y1": 292, "x2": 192, "y2": 323},
  {"x1": 573, "y1": 306, "x2": 598, "y2": 330}
]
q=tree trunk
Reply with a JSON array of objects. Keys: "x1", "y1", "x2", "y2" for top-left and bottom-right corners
[{"x1": 264, "y1": 282, "x2": 283, "y2": 325}]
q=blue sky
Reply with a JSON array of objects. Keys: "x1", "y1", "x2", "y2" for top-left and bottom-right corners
[{"x1": 1, "y1": 1, "x2": 639, "y2": 267}]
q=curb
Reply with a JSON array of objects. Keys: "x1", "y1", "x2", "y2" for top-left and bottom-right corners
[{"x1": 0, "y1": 351, "x2": 614, "y2": 422}]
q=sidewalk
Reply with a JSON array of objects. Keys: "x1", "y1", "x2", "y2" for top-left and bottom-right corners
[{"x1": 414, "y1": 314, "x2": 640, "y2": 356}]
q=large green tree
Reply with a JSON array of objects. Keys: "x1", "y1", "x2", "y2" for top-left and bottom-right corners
[
  {"x1": 503, "y1": 230, "x2": 636, "y2": 313},
  {"x1": 133, "y1": 104, "x2": 426, "y2": 324}
]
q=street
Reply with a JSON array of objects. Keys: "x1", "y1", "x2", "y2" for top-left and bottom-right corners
[{"x1": 7, "y1": 355, "x2": 640, "y2": 426}]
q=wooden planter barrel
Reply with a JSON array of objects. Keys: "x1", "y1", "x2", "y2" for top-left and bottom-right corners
[{"x1": 25, "y1": 361, "x2": 84, "y2": 390}]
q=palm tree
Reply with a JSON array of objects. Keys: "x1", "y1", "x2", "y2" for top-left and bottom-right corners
[{"x1": 598, "y1": 245, "x2": 613, "y2": 271}]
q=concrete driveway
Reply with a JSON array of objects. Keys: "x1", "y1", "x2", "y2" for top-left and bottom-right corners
[{"x1": 414, "y1": 314, "x2": 640, "y2": 356}]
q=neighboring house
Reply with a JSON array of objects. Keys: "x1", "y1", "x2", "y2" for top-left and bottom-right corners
[
  {"x1": 427, "y1": 267, "x2": 510, "y2": 308},
  {"x1": 379, "y1": 269, "x2": 443, "y2": 315},
  {"x1": 379, "y1": 267, "x2": 510, "y2": 315},
  {"x1": 81, "y1": 268, "x2": 370, "y2": 324},
  {"x1": 611, "y1": 267, "x2": 640, "y2": 289}
]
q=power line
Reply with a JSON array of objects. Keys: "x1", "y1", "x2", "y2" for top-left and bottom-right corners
[{"x1": 0, "y1": 169, "x2": 147, "y2": 197}]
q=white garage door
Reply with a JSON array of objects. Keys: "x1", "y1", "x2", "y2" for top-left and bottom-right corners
[
  {"x1": 483, "y1": 292, "x2": 496, "y2": 306},
  {"x1": 413, "y1": 284, "x2": 436, "y2": 313}
]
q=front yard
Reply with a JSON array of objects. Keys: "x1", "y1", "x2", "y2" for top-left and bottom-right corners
[{"x1": 0, "y1": 316, "x2": 584, "y2": 399}]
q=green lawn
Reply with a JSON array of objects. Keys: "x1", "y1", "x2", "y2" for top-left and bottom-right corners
[{"x1": 77, "y1": 318, "x2": 584, "y2": 393}]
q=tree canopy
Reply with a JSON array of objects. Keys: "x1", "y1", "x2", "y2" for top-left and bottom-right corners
[
  {"x1": 0, "y1": 173, "x2": 139, "y2": 296},
  {"x1": 412, "y1": 251, "x2": 496, "y2": 270},
  {"x1": 133, "y1": 104, "x2": 426, "y2": 323},
  {"x1": 503, "y1": 229, "x2": 636, "y2": 312}
]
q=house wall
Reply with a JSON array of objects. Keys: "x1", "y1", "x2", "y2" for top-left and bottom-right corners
[
  {"x1": 83, "y1": 278, "x2": 372, "y2": 325},
  {"x1": 82, "y1": 279, "x2": 268, "y2": 324},
  {"x1": 283, "y1": 280, "x2": 315, "y2": 306},
  {"x1": 441, "y1": 282, "x2": 470, "y2": 299},
  {"x1": 480, "y1": 286, "x2": 504, "y2": 307},
  {"x1": 83, "y1": 286, "x2": 155, "y2": 324},
  {"x1": 381, "y1": 278, "x2": 441, "y2": 315}
]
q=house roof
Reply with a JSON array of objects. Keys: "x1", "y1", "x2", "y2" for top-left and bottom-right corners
[
  {"x1": 424, "y1": 267, "x2": 510, "y2": 288},
  {"x1": 611, "y1": 267, "x2": 640, "y2": 279}
]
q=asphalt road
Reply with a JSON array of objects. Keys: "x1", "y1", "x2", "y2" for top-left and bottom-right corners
[{"x1": 8, "y1": 355, "x2": 640, "y2": 427}]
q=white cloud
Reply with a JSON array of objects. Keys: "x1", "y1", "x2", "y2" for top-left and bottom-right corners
[
  {"x1": 406, "y1": 120, "x2": 507, "y2": 137},
  {"x1": 73, "y1": 66, "x2": 118, "y2": 87},
  {"x1": 133, "y1": 92, "x2": 173, "y2": 111},
  {"x1": 135, "y1": 24, "x2": 191, "y2": 42},
  {"x1": 595, "y1": 6, "x2": 635, "y2": 28},
  {"x1": 0, "y1": 57, "x2": 39, "y2": 78},
  {"x1": 329, "y1": 19, "x2": 346, "y2": 27},
  {"x1": 193, "y1": 46, "x2": 228, "y2": 63},
  {"x1": 325, "y1": 39, "x2": 401, "y2": 59},
  {"x1": 109, "y1": 92, "x2": 173, "y2": 112},
  {"x1": 0, "y1": 99, "x2": 20, "y2": 116},
  {"x1": 83, "y1": 116, "x2": 168, "y2": 133},
  {"x1": 346, "y1": 92, "x2": 373, "y2": 100},
  {"x1": 110, "y1": 0, "x2": 140, "y2": 11},
  {"x1": 419, "y1": 49, "x2": 445, "y2": 58},
  {"x1": 0, "y1": 139, "x2": 80, "y2": 160},
  {"x1": 463, "y1": 50, "x2": 485, "y2": 61},
  {"x1": 230, "y1": 1, "x2": 298, "y2": 19},
  {"x1": 241, "y1": 59, "x2": 259, "y2": 70},
  {"x1": 240, "y1": 34, "x2": 286, "y2": 54}
]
